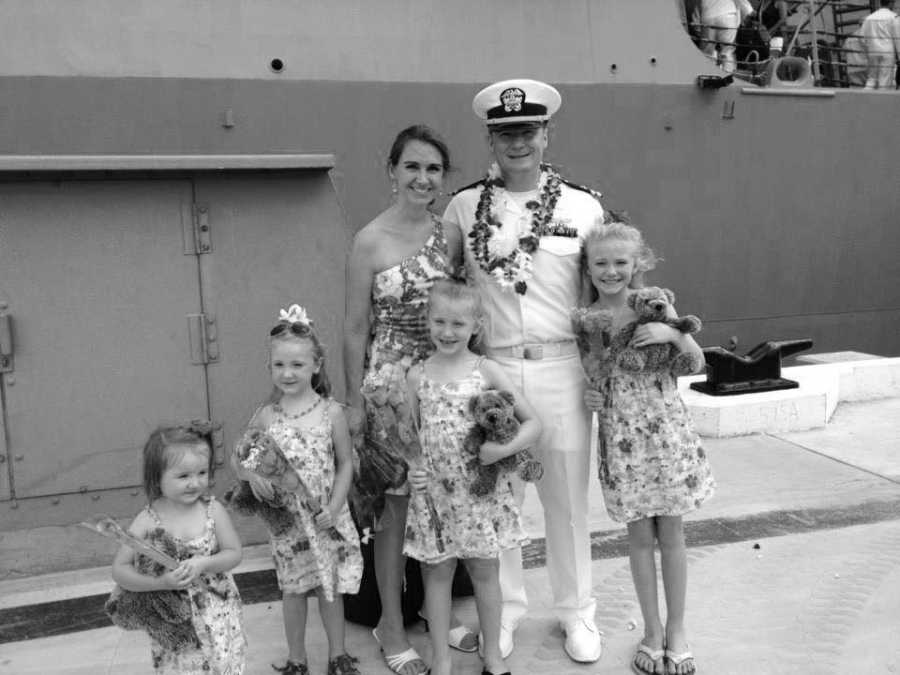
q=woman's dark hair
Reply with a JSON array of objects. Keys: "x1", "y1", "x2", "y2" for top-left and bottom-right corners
[{"x1": 387, "y1": 124, "x2": 452, "y2": 172}]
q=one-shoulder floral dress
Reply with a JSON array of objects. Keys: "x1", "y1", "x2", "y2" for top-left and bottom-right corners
[
  {"x1": 265, "y1": 401, "x2": 363, "y2": 600},
  {"x1": 404, "y1": 359, "x2": 527, "y2": 564},
  {"x1": 145, "y1": 497, "x2": 246, "y2": 675},
  {"x1": 573, "y1": 317, "x2": 715, "y2": 523},
  {"x1": 355, "y1": 215, "x2": 454, "y2": 524}
]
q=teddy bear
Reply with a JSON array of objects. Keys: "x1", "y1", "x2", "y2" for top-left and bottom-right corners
[
  {"x1": 616, "y1": 286, "x2": 703, "y2": 375},
  {"x1": 223, "y1": 479, "x2": 295, "y2": 536},
  {"x1": 104, "y1": 527, "x2": 201, "y2": 651},
  {"x1": 463, "y1": 389, "x2": 543, "y2": 497}
]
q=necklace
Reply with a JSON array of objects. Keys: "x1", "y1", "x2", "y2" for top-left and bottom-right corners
[
  {"x1": 275, "y1": 395, "x2": 322, "y2": 419},
  {"x1": 468, "y1": 162, "x2": 563, "y2": 295}
]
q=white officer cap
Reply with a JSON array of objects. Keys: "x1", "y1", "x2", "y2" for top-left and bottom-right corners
[{"x1": 472, "y1": 78, "x2": 562, "y2": 127}]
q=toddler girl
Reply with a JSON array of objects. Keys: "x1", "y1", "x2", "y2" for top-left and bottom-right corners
[
  {"x1": 405, "y1": 279, "x2": 542, "y2": 675},
  {"x1": 234, "y1": 304, "x2": 362, "y2": 675},
  {"x1": 574, "y1": 222, "x2": 715, "y2": 675},
  {"x1": 111, "y1": 422, "x2": 246, "y2": 674}
]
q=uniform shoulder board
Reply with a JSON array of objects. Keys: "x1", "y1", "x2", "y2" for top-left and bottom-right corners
[
  {"x1": 560, "y1": 177, "x2": 603, "y2": 202},
  {"x1": 451, "y1": 178, "x2": 487, "y2": 196}
]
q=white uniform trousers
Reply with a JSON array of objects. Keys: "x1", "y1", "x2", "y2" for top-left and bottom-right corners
[{"x1": 492, "y1": 352, "x2": 596, "y2": 624}]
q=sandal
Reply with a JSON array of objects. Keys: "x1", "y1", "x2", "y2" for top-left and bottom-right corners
[
  {"x1": 631, "y1": 642, "x2": 664, "y2": 675},
  {"x1": 419, "y1": 612, "x2": 479, "y2": 653},
  {"x1": 664, "y1": 646, "x2": 696, "y2": 674},
  {"x1": 327, "y1": 653, "x2": 361, "y2": 675},
  {"x1": 373, "y1": 628, "x2": 429, "y2": 675},
  {"x1": 272, "y1": 661, "x2": 309, "y2": 675}
]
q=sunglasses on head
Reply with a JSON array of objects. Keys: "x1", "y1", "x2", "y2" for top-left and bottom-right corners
[{"x1": 269, "y1": 321, "x2": 312, "y2": 337}]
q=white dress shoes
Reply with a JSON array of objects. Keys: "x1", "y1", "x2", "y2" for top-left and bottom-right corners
[{"x1": 561, "y1": 617, "x2": 602, "y2": 663}]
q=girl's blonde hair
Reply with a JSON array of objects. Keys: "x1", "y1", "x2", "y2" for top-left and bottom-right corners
[
  {"x1": 142, "y1": 423, "x2": 214, "y2": 501},
  {"x1": 427, "y1": 278, "x2": 485, "y2": 347},
  {"x1": 583, "y1": 220, "x2": 659, "y2": 282}
]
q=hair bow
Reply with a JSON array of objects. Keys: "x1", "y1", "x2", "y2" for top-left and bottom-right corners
[{"x1": 278, "y1": 304, "x2": 311, "y2": 326}]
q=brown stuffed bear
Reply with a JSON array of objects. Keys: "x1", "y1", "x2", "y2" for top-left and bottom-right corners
[
  {"x1": 223, "y1": 480, "x2": 295, "y2": 536},
  {"x1": 616, "y1": 286, "x2": 703, "y2": 375},
  {"x1": 464, "y1": 389, "x2": 543, "y2": 497},
  {"x1": 104, "y1": 528, "x2": 201, "y2": 651}
]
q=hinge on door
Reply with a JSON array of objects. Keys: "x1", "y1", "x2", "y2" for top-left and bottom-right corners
[
  {"x1": 186, "y1": 313, "x2": 220, "y2": 364},
  {"x1": 191, "y1": 203, "x2": 213, "y2": 254},
  {"x1": 0, "y1": 305, "x2": 14, "y2": 374}
]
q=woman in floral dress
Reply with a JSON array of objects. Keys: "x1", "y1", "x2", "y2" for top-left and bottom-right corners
[{"x1": 343, "y1": 125, "x2": 467, "y2": 675}]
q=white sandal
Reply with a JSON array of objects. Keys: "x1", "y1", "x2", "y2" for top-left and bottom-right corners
[
  {"x1": 448, "y1": 624, "x2": 479, "y2": 653},
  {"x1": 373, "y1": 628, "x2": 429, "y2": 675},
  {"x1": 418, "y1": 613, "x2": 478, "y2": 653}
]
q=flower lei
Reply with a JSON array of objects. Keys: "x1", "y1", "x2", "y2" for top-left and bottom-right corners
[{"x1": 468, "y1": 162, "x2": 563, "y2": 294}]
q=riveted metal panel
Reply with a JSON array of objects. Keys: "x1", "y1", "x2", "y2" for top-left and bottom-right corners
[
  {"x1": 0, "y1": 179, "x2": 209, "y2": 499},
  {"x1": 193, "y1": 171, "x2": 349, "y2": 494}
]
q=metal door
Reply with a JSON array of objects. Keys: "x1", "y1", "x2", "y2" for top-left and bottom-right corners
[
  {"x1": 0, "y1": 179, "x2": 210, "y2": 499},
  {"x1": 193, "y1": 171, "x2": 348, "y2": 465}
]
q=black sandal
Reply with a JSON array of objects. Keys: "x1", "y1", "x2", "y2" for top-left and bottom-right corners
[
  {"x1": 272, "y1": 660, "x2": 309, "y2": 675},
  {"x1": 327, "y1": 654, "x2": 362, "y2": 675}
]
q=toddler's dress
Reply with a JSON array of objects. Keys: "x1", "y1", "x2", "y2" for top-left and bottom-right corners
[
  {"x1": 573, "y1": 318, "x2": 715, "y2": 523},
  {"x1": 404, "y1": 358, "x2": 527, "y2": 564},
  {"x1": 144, "y1": 497, "x2": 246, "y2": 675},
  {"x1": 356, "y1": 214, "x2": 454, "y2": 524},
  {"x1": 266, "y1": 400, "x2": 363, "y2": 600}
]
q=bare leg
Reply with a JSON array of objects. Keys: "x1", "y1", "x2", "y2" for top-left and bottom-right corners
[
  {"x1": 627, "y1": 518, "x2": 665, "y2": 674},
  {"x1": 422, "y1": 558, "x2": 456, "y2": 675},
  {"x1": 316, "y1": 589, "x2": 347, "y2": 659},
  {"x1": 464, "y1": 557, "x2": 508, "y2": 675},
  {"x1": 282, "y1": 592, "x2": 309, "y2": 665},
  {"x1": 657, "y1": 516, "x2": 693, "y2": 675},
  {"x1": 373, "y1": 494, "x2": 424, "y2": 673}
]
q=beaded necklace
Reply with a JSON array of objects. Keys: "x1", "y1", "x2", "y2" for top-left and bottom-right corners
[
  {"x1": 274, "y1": 395, "x2": 322, "y2": 420},
  {"x1": 468, "y1": 162, "x2": 563, "y2": 295}
]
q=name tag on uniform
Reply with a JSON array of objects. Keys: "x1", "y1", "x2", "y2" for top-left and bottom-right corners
[{"x1": 537, "y1": 219, "x2": 578, "y2": 238}]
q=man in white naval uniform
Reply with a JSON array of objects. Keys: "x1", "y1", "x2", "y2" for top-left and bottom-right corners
[{"x1": 443, "y1": 78, "x2": 604, "y2": 664}]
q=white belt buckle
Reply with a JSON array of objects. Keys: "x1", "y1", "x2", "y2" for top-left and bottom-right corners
[{"x1": 523, "y1": 344, "x2": 544, "y2": 360}]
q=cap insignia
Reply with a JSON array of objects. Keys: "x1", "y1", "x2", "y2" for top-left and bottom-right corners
[{"x1": 500, "y1": 87, "x2": 525, "y2": 113}]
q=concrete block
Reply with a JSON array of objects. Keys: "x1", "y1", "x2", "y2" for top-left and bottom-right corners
[
  {"x1": 837, "y1": 358, "x2": 900, "y2": 402},
  {"x1": 796, "y1": 351, "x2": 882, "y2": 364},
  {"x1": 680, "y1": 357, "x2": 900, "y2": 437}
]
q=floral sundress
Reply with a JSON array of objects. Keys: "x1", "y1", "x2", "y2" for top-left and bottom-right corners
[
  {"x1": 266, "y1": 401, "x2": 363, "y2": 600},
  {"x1": 573, "y1": 318, "x2": 715, "y2": 523},
  {"x1": 145, "y1": 497, "x2": 246, "y2": 675},
  {"x1": 404, "y1": 359, "x2": 527, "y2": 564},
  {"x1": 355, "y1": 215, "x2": 454, "y2": 523}
]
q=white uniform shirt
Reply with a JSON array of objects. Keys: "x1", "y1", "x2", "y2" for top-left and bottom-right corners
[
  {"x1": 861, "y1": 7, "x2": 900, "y2": 55},
  {"x1": 444, "y1": 182, "x2": 604, "y2": 350}
]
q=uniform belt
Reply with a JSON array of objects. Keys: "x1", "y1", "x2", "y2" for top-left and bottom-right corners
[{"x1": 486, "y1": 340, "x2": 578, "y2": 360}]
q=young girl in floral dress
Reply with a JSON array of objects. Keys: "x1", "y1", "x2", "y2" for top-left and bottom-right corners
[
  {"x1": 405, "y1": 279, "x2": 542, "y2": 675},
  {"x1": 574, "y1": 222, "x2": 715, "y2": 675},
  {"x1": 112, "y1": 423, "x2": 246, "y2": 674},
  {"x1": 234, "y1": 305, "x2": 362, "y2": 675}
]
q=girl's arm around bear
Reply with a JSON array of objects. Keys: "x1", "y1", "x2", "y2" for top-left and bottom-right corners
[
  {"x1": 478, "y1": 359, "x2": 543, "y2": 465},
  {"x1": 631, "y1": 301, "x2": 705, "y2": 374}
]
